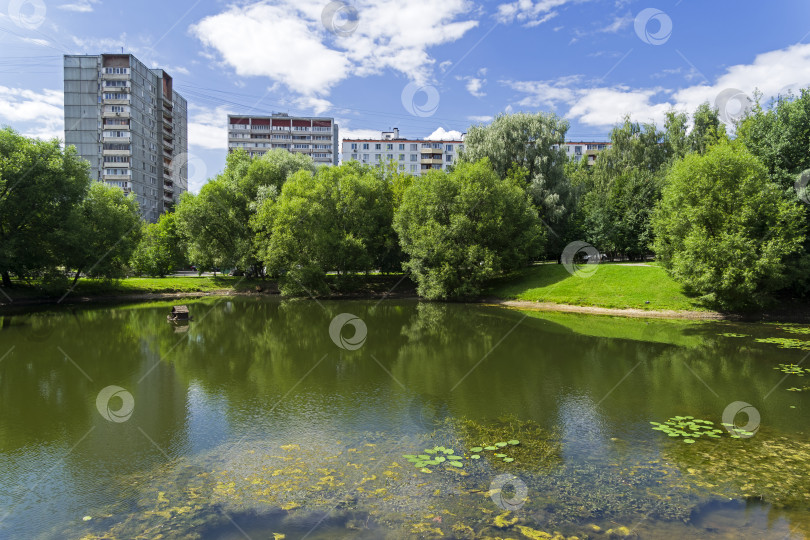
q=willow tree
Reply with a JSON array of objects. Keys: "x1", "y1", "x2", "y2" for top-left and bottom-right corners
[{"x1": 461, "y1": 112, "x2": 570, "y2": 255}]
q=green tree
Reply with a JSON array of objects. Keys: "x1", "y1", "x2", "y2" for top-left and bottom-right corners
[
  {"x1": 0, "y1": 128, "x2": 90, "y2": 286},
  {"x1": 131, "y1": 212, "x2": 186, "y2": 277},
  {"x1": 393, "y1": 159, "x2": 545, "y2": 300},
  {"x1": 63, "y1": 181, "x2": 142, "y2": 283},
  {"x1": 254, "y1": 161, "x2": 400, "y2": 295},
  {"x1": 653, "y1": 142, "x2": 807, "y2": 309},
  {"x1": 576, "y1": 118, "x2": 668, "y2": 259},
  {"x1": 687, "y1": 102, "x2": 728, "y2": 155},
  {"x1": 176, "y1": 149, "x2": 314, "y2": 274},
  {"x1": 737, "y1": 88, "x2": 810, "y2": 191},
  {"x1": 461, "y1": 112, "x2": 570, "y2": 253}
]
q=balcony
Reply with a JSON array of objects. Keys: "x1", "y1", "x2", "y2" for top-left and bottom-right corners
[
  {"x1": 103, "y1": 160, "x2": 130, "y2": 168},
  {"x1": 102, "y1": 148, "x2": 131, "y2": 156},
  {"x1": 421, "y1": 157, "x2": 443, "y2": 165},
  {"x1": 163, "y1": 193, "x2": 174, "y2": 203},
  {"x1": 102, "y1": 110, "x2": 130, "y2": 119},
  {"x1": 102, "y1": 135, "x2": 131, "y2": 144},
  {"x1": 103, "y1": 173, "x2": 131, "y2": 181}
]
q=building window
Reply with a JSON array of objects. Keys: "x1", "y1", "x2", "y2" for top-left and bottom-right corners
[
  {"x1": 351, "y1": 143, "x2": 357, "y2": 150},
  {"x1": 575, "y1": 146, "x2": 582, "y2": 155},
  {"x1": 446, "y1": 144, "x2": 453, "y2": 152},
  {"x1": 446, "y1": 154, "x2": 452, "y2": 162},
  {"x1": 410, "y1": 144, "x2": 418, "y2": 151},
  {"x1": 362, "y1": 154, "x2": 369, "y2": 161},
  {"x1": 410, "y1": 164, "x2": 417, "y2": 172},
  {"x1": 398, "y1": 144, "x2": 405, "y2": 150},
  {"x1": 362, "y1": 143, "x2": 369, "y2": 150},
  {"x1": 410, "y1": 154, "x2": 417, "y2": 161},
  {"x1": 351, "y1": 154, "x2": 358, "y2": 160},
  {"x1": 386, "y1": 143, "x2": 393, "y2": 150},
  {"x1": 386, "y1": 154, "x2": 393, "y2": 160},
  {"x1": 399, "y1": 154, "x2": 405, "y2": 161},
  {"x1": 375, "y1": 143, "x2": 381, "y2": 150}
]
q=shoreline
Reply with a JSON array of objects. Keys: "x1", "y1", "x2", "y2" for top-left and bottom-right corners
[{"x1": 4, "y1": 287, "x2": 809, "y2": 322}]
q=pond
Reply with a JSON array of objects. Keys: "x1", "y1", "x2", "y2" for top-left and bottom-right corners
[{"x1": 0, "y1": 297, "x2": 808, "y2": 539}]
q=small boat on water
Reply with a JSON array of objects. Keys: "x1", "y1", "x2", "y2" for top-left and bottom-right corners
[{"x1": 167, "y1": 305, "x2": 193, "y2": 322}]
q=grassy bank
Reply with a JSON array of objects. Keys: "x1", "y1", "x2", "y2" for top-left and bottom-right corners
[
  {"x1": 486, "y1": 263, "x2": 704, "y2": 311},
  {"x1": 0, "y1": 274, "x2": 417, "y2": 305}
]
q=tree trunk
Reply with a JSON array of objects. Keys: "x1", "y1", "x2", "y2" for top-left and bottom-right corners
[
  {"x1": 1, "y1": 270, "x2": 10, "y2": 288},
  {"x1": 71, "y1": 267, "x2": 83, "y2": 288}
]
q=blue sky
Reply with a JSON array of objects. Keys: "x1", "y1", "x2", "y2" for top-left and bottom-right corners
[{"x1": 1, "y1": 0, "x2": 810, "y2": 192}]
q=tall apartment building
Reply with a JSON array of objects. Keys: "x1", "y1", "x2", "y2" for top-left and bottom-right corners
[
  {"x1": 227, "y1": 114, "x2": 338, "y2": 166},
  {"x1": 555, "y1": 141, "x2": 612, "y2": 166},
  {"x1": 342, "y1": 128, "x2": 465, "y2": 175},
  {"x1": 64, "y1": 53, "x2": 188, "y2": 223}
]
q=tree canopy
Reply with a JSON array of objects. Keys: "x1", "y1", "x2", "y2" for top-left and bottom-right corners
[
  {"x1": 394, "y1": 159, "x2": 544, "y2": 300},
  {"x1": 653, "y1": 142, "x2": 807, "y2": 309}
]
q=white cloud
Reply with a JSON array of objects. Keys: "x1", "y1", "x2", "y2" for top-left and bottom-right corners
[
  {"x1": 468, "y1": 115, "x2": 494, "y2": 122},
  {"x1": 504, "y1": 43, "x2": 810, "y2": 129},
  {"x1": 187, "y1": 105, "x2": 232, "y2": 151},
  {"x1": 59, "y1": 0, "x2": 100, "y2": 12},
  {"x1": 595, "y1": 14, "x2": 632, "y2": 34},
  {"x1": 672, "y1": 43, "x2": 810, "y2": 115},
  {"x1": 459, "y1": 76, "x2": 487, "y2": 97},
  {"x1": 190, "y1": 0, "x2": 478, "y2": 98},
  {"x1": 20, "y1": 37, "x2": 50, "y2": 47},
  {"x1": 426, "y1": 127, "x2": 464, "y2": 140},
  {"x1": 568, "y1": 86, "x2": 673, "y2": 127},
  {"x1": 501, "y1": 77, "x2": 579, "y2": 108},
  {"x1": 0, "y1": 86, "x2": 64, "y2": 141},
  {"x1": 496, "y1": 0, "x2": 588, "y2": 27},
  {"x1": 340, "y1": 128, "x2": 383, "y2": 141},
  {"x1": 293, "y1": 96, "x2": 333, "y2": 115}
]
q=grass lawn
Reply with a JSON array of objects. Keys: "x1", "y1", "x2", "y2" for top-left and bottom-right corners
[
  {"x1": 1, "y1": 276, "x2": 263, "y2": 302},
  {"x1": 486, "y1": 262, "x2": 704, "y2": 311}
]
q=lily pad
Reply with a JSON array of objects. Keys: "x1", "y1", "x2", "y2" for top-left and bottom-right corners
[
  {"x1": 471, "y1": 455, "x2": 480, "y2": 459},
  {"x1": 494, "y1": 453, "x2": 507, "y2": 458},
  {"x1": 507, "y1": 440, "x2": 520, "y2": 445},
  {"x1": 448, "y1": 461, "x2": 463, "y2": 467},
  {"x1": 484, "y1": 446, "x2": 497, "y2": 451},
  {"x1": 495, "y1": 442, "x2": 508, "y2": 448},
  {"x1": 503, "y1": 457, "x2": 514, "y2": 462},
  {"x1": 470, "y1": 447, "x2": 483, "y2": 453}
]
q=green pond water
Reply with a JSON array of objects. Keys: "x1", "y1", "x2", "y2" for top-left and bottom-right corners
[{"x1": 0, "y1": 297, "x2": 809, "y2": 539}]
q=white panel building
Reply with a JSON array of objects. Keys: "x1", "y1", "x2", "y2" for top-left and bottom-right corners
[
  {"x1": 64, "y1": 53, "x2": 188, "y2": 223},
  {"x1": 342, "y1": 128, "x2": 465, "y2": 175}
]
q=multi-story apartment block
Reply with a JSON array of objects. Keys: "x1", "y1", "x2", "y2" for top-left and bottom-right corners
[
  {"x1": 227, "y1": 114, "x2": 338, "y2": 166},
  {"x1": 555, "y1": 142, "x2": 612, "y2": 166},
  {"x1": 342, "y1": 128, "x2": 464, "y2": 175},
  {"x1": 64, "y1": 54, "x2": 188, "y2": 224}
]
